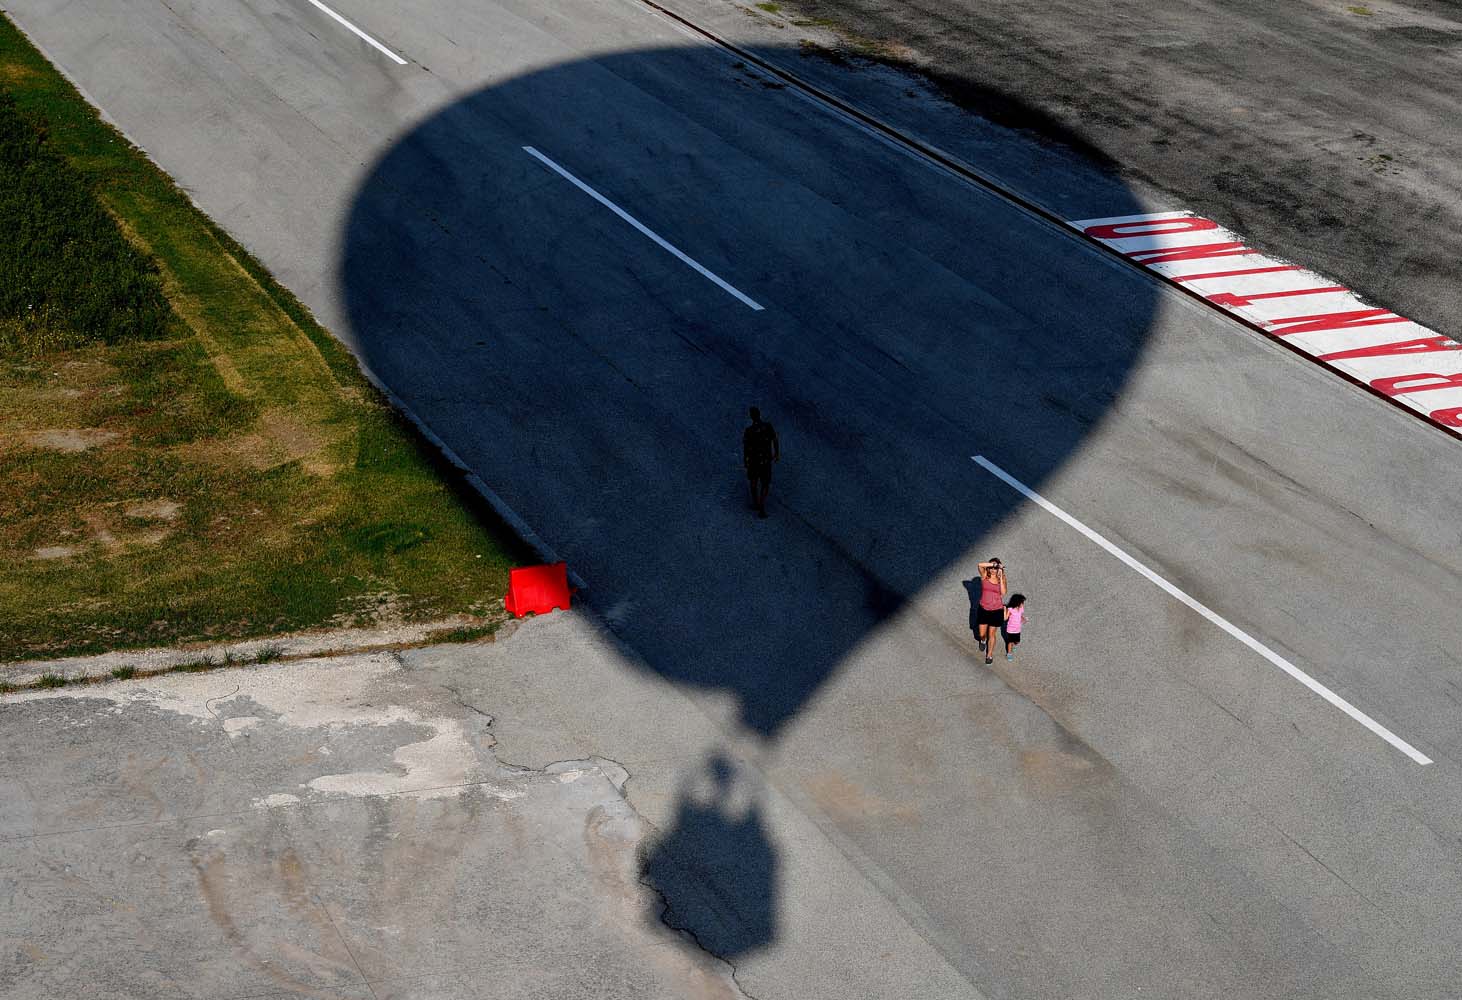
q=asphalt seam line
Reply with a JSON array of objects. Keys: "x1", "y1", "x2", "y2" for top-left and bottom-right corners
[
  {"x1": 629, "y1": 0, "x2": 1460, "y2": 443},
  {"x1": 972, "y1": 455, "x2": 1432, "y2": 765}
]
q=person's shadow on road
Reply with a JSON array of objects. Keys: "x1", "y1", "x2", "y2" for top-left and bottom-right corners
[
  {"x1": 640, "y1": 753, "x2": 777, "y2": 959},
  {"x1": 963, "y1": 577, "x2": 985, "y2": 643}
]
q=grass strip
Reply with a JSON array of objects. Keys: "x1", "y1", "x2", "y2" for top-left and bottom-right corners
[{"x1": 0, "y1": 15, "x2": 528, "y2": 661}]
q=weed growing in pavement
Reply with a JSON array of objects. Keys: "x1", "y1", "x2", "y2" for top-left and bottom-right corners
[
  {"x1": 173, "y1": 657, "x2": 215, "y2": 674},
  {"x1": 254, "y1": 645, "x2": 284, "y2": 663},
  {"x1": 36, "y1": 673, "x2": 66, "y2": 688},
  {"x1": 110, "y1": 665, "x2": 136, "y2": 680},
  {"x1": 0, "y1": 681, "x2": 13, "y2": 694}
]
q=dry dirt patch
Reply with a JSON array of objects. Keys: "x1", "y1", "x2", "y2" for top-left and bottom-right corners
[{"x1": 18, "y1": 428, "x2": 120, "y2": 452}]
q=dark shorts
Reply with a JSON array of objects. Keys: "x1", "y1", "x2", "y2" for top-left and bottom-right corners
[
  {"x1": 1001, "y1": 628, "x2": 1021, "y2": 646},
  {"x1": 747, "y1": 462, "x2": 772, "y2": 484},
  {"x1": 976, "y1": 606, "x2": 1004, "y2": 628}
]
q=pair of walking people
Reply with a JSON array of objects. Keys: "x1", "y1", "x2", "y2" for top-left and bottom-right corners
[{"x1": 974, "y1": 558, "x2": 1025, "y2": 665}]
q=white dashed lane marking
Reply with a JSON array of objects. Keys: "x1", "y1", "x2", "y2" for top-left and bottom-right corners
[
  {"x1": 523, "y1": 146, "x2": 765, "y2": 311},
  {"x1": 301, "y1": 0, "x2": 407, "y2": 65}
]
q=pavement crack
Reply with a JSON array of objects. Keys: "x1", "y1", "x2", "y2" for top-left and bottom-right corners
[
  {"x1": 636, "y1": 864, "x2": 761, "y2": 1000},
  {"x1": 314, "y1": 893, "x2": 379, "y2": 1000},
  {"x1": 1274, "y1": 824, "x2": 1385, "y2": 914},
  {"x1": 1204, "y1": 694, "x2": 1249, "y2": 730},
  {"x1": 441, "y1": 682, "x2": 493, "y2": 721}
]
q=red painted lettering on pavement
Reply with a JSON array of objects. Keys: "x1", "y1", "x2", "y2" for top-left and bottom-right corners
[
  {"x1": 1127, "y1": 241, "x2": 1252, "y2": 265},
  {"x1": 1171, "y1": 264, "x2": 1301, "y2": 283},
  {"x1": 1207, "y1": 286, "x2": 1347, "y2": 309},
  {"x1": 1320, "y1": 336, "x2": 1462, "y2": 362},
  {"x1": 1268, "y1": 308, "x2": 1409, "y2": 336},
  {"x1": 1084, "y1": 217, "x2": 1219, "y2": 240},
  {"x1": 1371, "y1": 371, "x2": 1462, "y2": 397},
  {"x1": 1071, "y1": 209, "x2": 1460, "y2": 437}
]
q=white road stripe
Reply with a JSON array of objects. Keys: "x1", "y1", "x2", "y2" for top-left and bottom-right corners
[
  {"x1": 971, "y1": 455, "x2": 1432, "y2": 765},
  {"x1": 523, "y1": 146, "x2": 765, "y2": 311},
  {"x1": 302, "y1": 0, "x2": 407, "y2": 65}
]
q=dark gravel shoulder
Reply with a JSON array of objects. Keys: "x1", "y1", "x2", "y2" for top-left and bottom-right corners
[{"x1": 768, "y1": 0, "x2": 1462, "y2": 341}]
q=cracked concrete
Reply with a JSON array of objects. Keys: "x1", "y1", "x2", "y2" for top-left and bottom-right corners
[
  {"x1": 0, "y1": 615, "x2": 979, "y2": 999},
  {"x1": 0, "y1": 649, "x2": 751, "y2": 999}
]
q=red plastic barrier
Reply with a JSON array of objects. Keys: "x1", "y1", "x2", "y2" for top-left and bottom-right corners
[{"x1": 504, "y1": 562, "x2": 572, "y2": 618}]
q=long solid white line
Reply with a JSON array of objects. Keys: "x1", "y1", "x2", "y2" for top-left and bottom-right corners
[
  {"x1": 523, "y1": 146, "x2": 764, "y2": 311},
  {"x1": 302, "y1": 0, "x2": 407, "y2": 65},
  {"x1": 971, "y1": 455, "x2": 1432, "y2": 765}
]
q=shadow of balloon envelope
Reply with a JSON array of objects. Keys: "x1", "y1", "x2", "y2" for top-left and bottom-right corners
[{"x1": 341, "y1": 43, "x2": 1159, "y2": 958}]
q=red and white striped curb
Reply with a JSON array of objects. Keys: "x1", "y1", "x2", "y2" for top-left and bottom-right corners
[{"x1": 1070, "y1": 212, "x2": 1461, "y2": 439}]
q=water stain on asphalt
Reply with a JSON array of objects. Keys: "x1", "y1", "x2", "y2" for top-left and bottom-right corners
[
  {"x1": 188, "y1": 838, "x2": 359, "y2": 998},
  {"x1": 802, "y1": 769, "x2": 922, "y2": 824},
  {"x1": 1017, "y1": 745, "x2": 1097, "y2": 794}
]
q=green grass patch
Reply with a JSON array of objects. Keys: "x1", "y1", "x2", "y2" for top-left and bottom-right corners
[
  {"x1": 0, "y1": 90, "x2": 170, "y2": 352},
  {"x1": 0, "y1": 15, "x2": 520, "y2": 661},
  {"x1": 173, "y1": 658, "x2": 217, "y2": 674},
  {"x1": 755, "y1": 3, "x2": 782, "y2": 13},
  {"x1": 110, "y1": 665, "x2": 136, "y2": 680},
  {"x1": 36, "y1": 673, "x2": 66, "y2": 688}
]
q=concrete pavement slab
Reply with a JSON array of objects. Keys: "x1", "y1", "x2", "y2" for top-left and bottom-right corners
[
  {"x1": 0, "y1": 654, "x2": 750, "y2": 999},
  {"x1": 0, "y1": 638, "x2": 980, "y2": 999}
]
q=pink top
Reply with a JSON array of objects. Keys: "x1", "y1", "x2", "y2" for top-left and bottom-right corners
[
  {"x1": 979, "y1": 576, "x2": 1004, "y2": 611},
  {"x1": 1006, "y1": 606, "x2": 1024, "y2": 633}
]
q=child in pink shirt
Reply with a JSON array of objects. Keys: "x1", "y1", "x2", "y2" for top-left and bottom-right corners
[{"x1": 1002, "y1": 594, "x2": 1026, "y2": 662}]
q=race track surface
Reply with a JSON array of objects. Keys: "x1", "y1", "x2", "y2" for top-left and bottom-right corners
[
  {"x1": 4, "y1": 0, "x2": 1461, "y2": 997},
  {"x1": 747, "y1": 0, "x2": 1462, "y2": 341}
]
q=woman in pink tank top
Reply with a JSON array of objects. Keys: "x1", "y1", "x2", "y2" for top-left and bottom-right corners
[{"x1": 973, "y1": 558, "x2": 1006, "y2": 665}]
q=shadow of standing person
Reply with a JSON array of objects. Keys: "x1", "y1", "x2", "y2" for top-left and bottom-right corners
[
  {"x1": 640, "y1": 753, "x2": 777, "y2": 959},
  {"x1": 963, "y1": 576, "x2": 982, "y2": 644}
]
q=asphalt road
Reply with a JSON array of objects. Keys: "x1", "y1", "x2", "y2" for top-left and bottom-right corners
[
  {"x1": 4, "y1": 0, "x2": 1461, "y2": 997},
  {"x1": 724, "y1": 0, "x2": 1462, "y2": 342}
]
